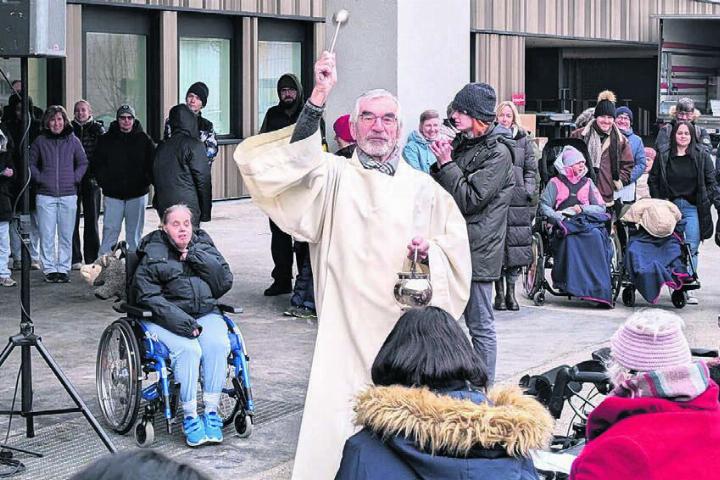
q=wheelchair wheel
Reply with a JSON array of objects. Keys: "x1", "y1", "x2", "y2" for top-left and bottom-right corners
[
  {"x1": 216, "y1": 372, "x2": 241, "y2": 428},
  {"x1": 609, "y1": 232, "x2": 623, "y2": 302},
  {"x1": 621, "y1": 287, "x2": 636, "y2": 307},
  {"x1": 234, "y1": 411, "x2": 253, "y2": 438},
  {"x1": 671, "y1": 290, "x2": 686, "y2": 309},
  {"x1": 96, "y1": 319, "x2": 142, "y2": 434},
  {"x1": 524, "y1": 233, "x2": 544, "y2": 299},
  {"x1": 134, "y1": 419, "x2": 155, "y2": 448}
]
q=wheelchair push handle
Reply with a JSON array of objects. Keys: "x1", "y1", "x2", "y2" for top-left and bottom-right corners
[{"x1": 568, "y1": 367, "x2": 610, "y2": 385}]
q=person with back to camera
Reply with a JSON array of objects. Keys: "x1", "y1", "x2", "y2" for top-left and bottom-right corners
[
  {"x1": 335, "y1": 306, "x2": 553, "y2": 480},
  {"x1": 132, "y1": 204, "x2": 233, "y2": 447},
  {"x1": 570, "y1": 309, "x2": 720, "y2": 479},
  {"x1": 70, "y1": 450, "x2": 211, "y2": 480}
]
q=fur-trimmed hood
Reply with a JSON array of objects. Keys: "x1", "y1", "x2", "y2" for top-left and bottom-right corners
[
  {"x1": 353, "y1": 385, "x2": 553, "y2": 458},
  {"x1": 669, "y1": 105, "x2": 701, "y2": 122}
]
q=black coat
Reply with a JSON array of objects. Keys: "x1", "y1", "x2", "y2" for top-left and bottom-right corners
[
  {"x1": 259, "y1": 74, "x2": 303, "y2": 134},
  {"x1": 504, "y1": 128, "x2": 538, "y2": 269},
  {"x1": 71, "y1": 118, "x2": 105, "y2": 179},
  {"x1": 132, "y1": 229, "x2": 233, "y2": 338},
  {"x1": 3, "y1": 113, "x2": 41, "y2": 211},
  {"x1": 431, "y1": 124, "x2": 516, "y2": 282},
  {"x1": 94, "y1": 120, "x2": 155, "y2": 200},
  {"x1": 649, "y1": 145, "x2": 720, "y2": 240},
  {"x1": 153, "y1": 105, "x2": 212, "y2": 224},
  {"x1": 0, "y1": 124, "x2": 15, "y2": 222}
]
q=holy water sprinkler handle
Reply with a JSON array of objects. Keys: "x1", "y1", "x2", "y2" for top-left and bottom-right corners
[
  {"x1": 411, "y1": 246, "x2": 418, "y2": 274},
  {"x1": 329, "y1": 9, "x2": 350, "y2": 54}
]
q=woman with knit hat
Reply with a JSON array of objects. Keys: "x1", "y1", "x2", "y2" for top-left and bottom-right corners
[
  {"x1": 570, "y1": 309, "x2": 720, "y2": 479},
  {"x1": 570, "y1": 90, "x2": 634, "y2": 205}
]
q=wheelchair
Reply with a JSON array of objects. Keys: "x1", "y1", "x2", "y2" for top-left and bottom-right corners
[
  {"x1": 522, "y1": 138, "x2": 623, "y2": 307},
  {"x1": 95, "y1": 243, "x2": 255, "y2": 447}
]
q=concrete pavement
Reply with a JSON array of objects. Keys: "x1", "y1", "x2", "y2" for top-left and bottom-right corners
[{"x1": 0, "y1": 198, "x2": 717, "y2": 479}]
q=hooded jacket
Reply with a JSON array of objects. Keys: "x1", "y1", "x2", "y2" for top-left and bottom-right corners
[
  {"x1": 259, "y1": 74, "x2": 304, "y2": 134},
  {"x1": 570, "y1": 382, "x2": 720, "y2": 480},
  {"x1": 132, "y1": 229, "x2": 233, "y2": 338},
  {"x1": 504, "y1": 127, "x2": 539, "y2": 268},
  {"x1": 570, "y1": 121, "x2": 635, "y2": 203},
  {"x1": 402, "y1": 130, "x2": 437, "y2": 173},
  {"x1": 335, "y1": 385, "x2": 552, "y2": 480},
  {"x1": 431, "y1": 124, "x2": 515, "y2": 282},
  {"x1": 94, "y1": 119, "x2": 155, "y2": 200},
  {"x1": 29, "y1": 124, "x2": 88, "y2": 197},
  {"x1": 153, "y1": 104, "x2": 212, "y2": 224},
  {"x1": 163, "y1": 111, "x2": 218, "y2": 162},
  {"x1": 649, "y1": 143, "x2": 720, "y2": 240},
  {"x1": 539, "y1": 149, "x2": 605, "y2": 223},
  {"x1": 654, "y1": 107, "x2": 711, "y2": 154}
]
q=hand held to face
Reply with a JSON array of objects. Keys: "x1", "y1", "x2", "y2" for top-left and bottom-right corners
[
  {"x1": 309, "y1": 51, "x2": 337, "y2": 107},
  {"x1": 430, "y1": 140, "x2": 453, "y2": 165}
]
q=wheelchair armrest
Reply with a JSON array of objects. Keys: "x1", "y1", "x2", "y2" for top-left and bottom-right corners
[
  {"x1": 114, "y1": 302, "x2": 153, "y2": 318},
  {"x1": 218, "y1": 303, "x2": 243, "y2": 314},
  {"x1": 691, "y1": 348, "x2": 719, "y2": 358}
]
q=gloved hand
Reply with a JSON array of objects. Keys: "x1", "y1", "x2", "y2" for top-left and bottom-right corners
[{"x1": 613, "y1": 180, "x2": 624, "y2": 191}]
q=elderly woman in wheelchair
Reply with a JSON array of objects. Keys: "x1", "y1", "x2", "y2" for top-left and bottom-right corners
[{"x1": 130, "y1": 204, "x2": 234, "y2": 446}]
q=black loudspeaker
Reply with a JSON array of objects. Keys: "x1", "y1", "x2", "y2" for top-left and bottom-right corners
[{"x1": 0, "y1": 0, "x2": 66, "y2": 57}]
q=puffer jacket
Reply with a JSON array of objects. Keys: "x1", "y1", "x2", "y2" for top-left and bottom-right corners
[
  {"x1": 431, "y1": 124, "x2": 515, "y2": 281},
  {"x1": 132, "y1": 229, "x2": 233, "y2": 338},
  {"x1": 71, "y1": 118, "x2": 105, "y2": 178},
  {"x1": 402, "y1": 130, "x2": 437, "y2": 173},
  {"x1": 163, "y1": 111, "x2": 218, "y2": 162},
  {"x1": 504, "y1": 127, "x2": 538, "y2": 268},
  {"x1": 29, "y1": 124, "x2": 88, "y2": 197},
  {"x1": 336, "y1": 385, "x2": 552, "y2": 480},
  {"x1": 153, "y1": 104, "x2": 212, "y2": 223},
  {"x1": 649, "y1": 144, "x2": 720, "y2": 240}
]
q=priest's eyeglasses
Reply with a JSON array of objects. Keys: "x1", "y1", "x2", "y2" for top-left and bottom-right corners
[{"x1": 358, "y1": 112, "x2": 398, "y2": 127}]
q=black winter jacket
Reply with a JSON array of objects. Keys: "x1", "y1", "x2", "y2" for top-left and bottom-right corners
[
  {"x1": 649, "y1": 145, "x2": 720, "y2": 240},
  {"x1": 0, "y1": 124, "x2": 15, "y2": 222},
  {"x1": 132, "y1": 229, "x2": 233, "y2": 338},
  {"x1": 259, "y1": 74, "x2": 304, "y2": 134},
  {"x1": 504, "y1": 128, "x2": 538, "y2": 269},
  {"x1": 94, "y1": 120, "x2": 155, "y2": 200},
  {"x1": 153, "y1": 105, "x2": 212, "y2": 224},
  {"x1": 431, "y1": 124, "x2": 516, "y2": 282},
  {"x1": 71, "y1": 118, "x2": 105, "y2": 179}
]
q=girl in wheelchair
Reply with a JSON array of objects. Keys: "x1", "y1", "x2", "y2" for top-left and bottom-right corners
[
  {"x1": 132, "y1": 204, "x2": 234, "y2": 447},
  {"x1": 538, "y1": 146, "x2": 605, "y2": 223}
]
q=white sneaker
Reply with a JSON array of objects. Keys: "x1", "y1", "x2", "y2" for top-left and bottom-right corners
[
  {"x1": 686, "y1": 291, "x2": 699, "y2": 305},
  {"x1": 0, "y1": 277, "x2": 17, "y2": 287}
]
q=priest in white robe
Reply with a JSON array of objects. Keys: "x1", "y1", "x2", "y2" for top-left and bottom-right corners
[{"x1": 234, "y1": 51, "x2": 471, "y2": 479}]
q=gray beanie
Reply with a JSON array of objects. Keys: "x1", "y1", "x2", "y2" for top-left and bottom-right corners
[
  {"x1": 677, "y1": 97, "x2": 695, "y2": 113},
  {"x1": 116, "y1": 104, "x2": 136, "y2": 119},
  {"x1": 451, "y1": 83, "x2": 497, "y2": 122}
]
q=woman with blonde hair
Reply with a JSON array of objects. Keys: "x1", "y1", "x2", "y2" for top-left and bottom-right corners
[{"x1": 493, "y1": 100, "x2": 539, "y2": 311}]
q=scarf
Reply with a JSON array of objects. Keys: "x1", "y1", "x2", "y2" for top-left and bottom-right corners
[
  {"x1": 612, "y1": 361, "x2": 711, "y2": 402},
  {"x1": 357, "y1": 146, "x2": 399, "y2": 176},
  {"x1": 586, "y1": 120, "x2": 620, "y2": 181}
]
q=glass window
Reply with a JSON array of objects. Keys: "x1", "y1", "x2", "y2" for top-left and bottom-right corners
[
  {"x1": 179, "y1": 37, "x2": 231, "y2": 135},
  {"x1": 85, "y1": 32, "x2": 147, "y2": 128},
  {"x1": 258, "y1": 41, "x2": 302, "y2": 128},
  {"x1": 0, "y1": 58, "x2": 48, "y2": 113}
]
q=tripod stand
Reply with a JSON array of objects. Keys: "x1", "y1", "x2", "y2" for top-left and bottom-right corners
[{"x1": 0, "y1": 57, "x2": 116, "y2": 462}]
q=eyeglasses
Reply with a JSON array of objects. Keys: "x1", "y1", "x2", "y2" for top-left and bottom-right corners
[
  {"x1": 616, "y1": 115, "x2": 631, "y2": 122},
  {"x1": 358, "y1": 112, "x2": 398, "y2": 127},
  {"x1": 118, "y1": 115, "x2": 134, "y2": 121}
]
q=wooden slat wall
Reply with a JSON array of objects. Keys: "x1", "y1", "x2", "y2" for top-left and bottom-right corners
[
  {"x1": 473, "y1": 34, "x2": 526, "y2": 112},
  {"x1": 472, "y1": 0, "x2": 720, "y2": 43},
  {"x1": 72, "y1": 0, "x2": 324, "y2": 18},
  {"x1": 212, "y1": 145, "x2": 245, "y2": 199},
  {"x1": 64, "y1": 4, "x2": 83, "y2": 107},
  {"x1": 159, "y1": 11, "x2": 178, "y2": 135}
]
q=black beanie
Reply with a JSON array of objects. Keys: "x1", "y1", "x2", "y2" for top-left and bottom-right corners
[
  {"x1": 186, "y1": 82, "x2": 209, "y2": 106},
  {"x1": 594, "y1": 99, "x2": 616, "y2": 118},
  {"x1": 451, "y1": 83, "x2": 497, "y2": 122}
]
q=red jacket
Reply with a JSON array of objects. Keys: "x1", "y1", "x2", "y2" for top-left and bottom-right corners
[{"x1": 570, "y1": 382, "x2": 720, "y2": 479}]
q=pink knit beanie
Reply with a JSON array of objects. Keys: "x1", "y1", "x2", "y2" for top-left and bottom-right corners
[{"x1": 611, "y1": 310, "x2": 691, "y2": 372}]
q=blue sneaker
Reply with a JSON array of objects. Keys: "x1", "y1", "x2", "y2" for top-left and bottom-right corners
[
  {"x1": 183, "y1": 415, "x2": 208, "y2": 447},
  {"x1": 203, "y1": 412, "x2": 224, "y2": 444}
]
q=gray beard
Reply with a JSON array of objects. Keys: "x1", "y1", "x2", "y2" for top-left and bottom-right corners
[{"x1": 357, "y1": 139, "x2": 395, "y2": 160}]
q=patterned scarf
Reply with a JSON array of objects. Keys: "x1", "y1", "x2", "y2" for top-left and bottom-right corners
[
  {"x1": 585, "y1": 120, "x2": 620, "y2": 181},
  {"x1": 356, "y1": 147, "x2": 400, "y2": 176},
  {"x1": 612, "y1": 361, "x2": 711, "y2": 402}
]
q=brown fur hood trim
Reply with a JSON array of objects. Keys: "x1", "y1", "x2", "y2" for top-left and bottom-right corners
[
  {"x1": 669, "y1": 105, "x2": 701, "y2": 121},
  {"x1": 353, "y1": 385, "x2": 553, "y2": 457}
]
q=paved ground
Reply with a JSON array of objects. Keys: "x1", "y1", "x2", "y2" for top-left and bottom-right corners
[{"x1": 0, "y1": 199, "x2": 718, "y2": 479}]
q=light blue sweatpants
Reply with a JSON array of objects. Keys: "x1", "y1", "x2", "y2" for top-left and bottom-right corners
[{"x1": 143, "y1": 312, "x2": 230, "y2": 417}]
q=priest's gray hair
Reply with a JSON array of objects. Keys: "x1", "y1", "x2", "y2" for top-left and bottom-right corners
[{"x1": 351, "y1": 89, "x2": 403, "y2": 128}]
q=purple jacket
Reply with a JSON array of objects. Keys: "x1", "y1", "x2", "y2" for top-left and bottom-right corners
[{"x1": 29, "y1": 125, "x2": 88, "y2": 197}]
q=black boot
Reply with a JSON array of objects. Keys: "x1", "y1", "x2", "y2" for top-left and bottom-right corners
[
  {"x1": 505, "y1": 275, "x2": 519, "y2": 311},
  {"x1": 493, "y1": 278, "x2": 506, "y2": 311}
]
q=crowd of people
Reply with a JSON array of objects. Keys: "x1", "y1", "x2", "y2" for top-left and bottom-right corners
[{"x1": 0, "y1": 82, "x2": 215, "y2": 285}]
